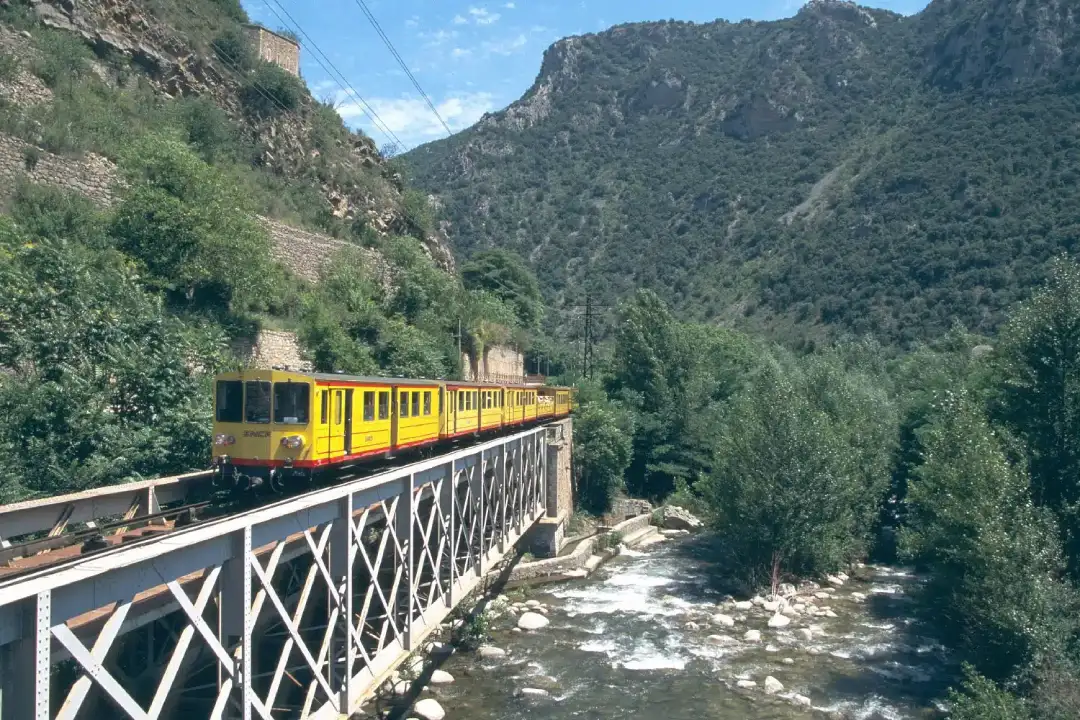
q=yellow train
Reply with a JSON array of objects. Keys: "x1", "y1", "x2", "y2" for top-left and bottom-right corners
[{"x1": 211, "y1": 369, "x2": 574, "y2": 492}]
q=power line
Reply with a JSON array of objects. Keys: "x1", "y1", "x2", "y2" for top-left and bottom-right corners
[
  {"x1": 349, "y1": 0, "x2": 453, "y2": 136},
  {"x1": 262, "y1": 0, "x2": 405, "y2": 150}
]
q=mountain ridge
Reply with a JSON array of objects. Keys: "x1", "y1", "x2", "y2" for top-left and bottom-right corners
[{"x1": 405, "y1": 0, "x2": 1080, "y2": 349}]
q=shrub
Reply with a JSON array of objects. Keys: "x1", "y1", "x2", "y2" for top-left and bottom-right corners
[
  {"x1": 574, "y1": 401, "x2": 633, "y2": 515},
  {"x1": 947, "y1": 665, "x2": 1031, "y2": 720},
  {"x1": 0, "y1": 51, "x2": 18, "y2": 81},
  {"x1": 212, "y1": 26, "x2": 255, "y2": 72},
  {"x1": 178, "y1": 95, "x2": 241, "y2": 163},
  {"x1": 241, "y1": 61, "x2": 304, "y2": 116},
  {"x1": 31, "y1": 30, "x2": 91, "y2": 89}
]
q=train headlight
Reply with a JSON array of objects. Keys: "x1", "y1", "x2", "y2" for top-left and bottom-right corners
[
  {"x1": 214, "y1": 434, "x2": 235, "y2": 446},
  {"x1": 281, "y1": 435, "x2": 304, "y2": 449}
]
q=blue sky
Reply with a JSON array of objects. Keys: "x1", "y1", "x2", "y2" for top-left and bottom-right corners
[{"x1": 241, "y1": 0, "x2": 930, "y2": 150}]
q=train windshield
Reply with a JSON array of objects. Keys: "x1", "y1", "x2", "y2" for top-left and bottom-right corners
[
  {"x1": 216, "y1": 381, "x2": 243, "y2": 423},
  {"x1": 244, "y1": 381, "x2": 271, "y2": 424},
  {"x1": 273, "y1": 382, "x2": 310, "y2": 424}
]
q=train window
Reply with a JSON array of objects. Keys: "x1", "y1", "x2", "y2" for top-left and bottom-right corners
[
  {"x1": 363, "y1": 391, "x2": 375, "y2": 422},
  {"x1": 400, "y1": 391, "x2": 409, "y2": 418},
  {"x1": 215, "y1": 381, "x2": 243, "y2": 423},
  {"x1": 320, "y1": 390, "x2": 328, "y2": 424},
  {"x1": 379, "y1": 391, "x2": 389, "y2": 420},
  {"x1": 244, "y1": 381, "x2": 271, "y2": 424},
  {"x1": 335, "y1": 391, "x2": 343, "y2": 424},
  {"x1": 411, "y1": 391, "x2": 420, "y2": 417},
  {"x1": 458, "y1": 392, "x2": 464, "y2": 411},
  {"x1": 423, "y1": 391, "x2": 432, "y2": 416},
  {"x1": 273, "y1": 382, "x2": 310, "y2": 424}
]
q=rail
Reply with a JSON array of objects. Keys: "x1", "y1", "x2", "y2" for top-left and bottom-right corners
[
  {"x1": 0, "y1": 423, "x2": 560, "y2": 720},
  {"x1": 0, "y1": 470, "x2": 215, "y2": 546}
]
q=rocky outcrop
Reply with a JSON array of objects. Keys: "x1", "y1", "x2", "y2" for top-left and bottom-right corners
[{"x1": 659, "y1": 505, "x2": 703, "y2": 531}]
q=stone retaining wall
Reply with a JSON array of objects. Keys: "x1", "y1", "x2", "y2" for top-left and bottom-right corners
[
  {"x1": 0, "y1": 133, "x2": 119, "y2": 207},
  {"x1": 230, "y1": 329, "x2": 312, "y2": 371}
]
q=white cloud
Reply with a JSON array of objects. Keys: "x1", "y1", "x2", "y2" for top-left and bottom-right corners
[
  {"x1": 483, "y1": 33, "x2": 527, "y2": 55},
  {"x1": 530, "y1": 24, "x2": 548, "y2": 33},
  {"x1": 405, "y1": 15, "x2": 419, "y2": 27},
  {"x1": 335, "y1": 91, "x2": 498, "y2": 148},
  {"x1": 504, "y1": 2, "x2": 516, "y2": 7},
  {"x1": 468, "y1": 6, "x2": 501, "y2": 25},
  {"x1": 419, "y1": 28, "x2": 458, "y2": 46},
  {"x1": 451, "y1": 47, "x2": 472, "y2": 58},
  {"x1": 452, "y1": 14, "x2": 468, "y2": 24}
]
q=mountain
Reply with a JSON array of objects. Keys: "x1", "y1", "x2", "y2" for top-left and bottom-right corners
[{"x1": 404, "y1": 0, "x2": 1080, "y2": 349}]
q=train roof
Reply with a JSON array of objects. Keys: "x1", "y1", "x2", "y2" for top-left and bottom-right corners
[{"x1": 219, "y1": 369, "x2": 575, "y2": 391}]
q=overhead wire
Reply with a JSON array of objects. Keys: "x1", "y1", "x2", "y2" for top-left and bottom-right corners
[
  {"x1": 348, "y1": 0, "x2": 453, "y2": 136},
  {"x1": 261, "y1": 0, "x2": 406, "y2": 150}
]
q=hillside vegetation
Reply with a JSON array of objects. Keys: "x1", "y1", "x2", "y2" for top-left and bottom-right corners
[
  {"x1": 0, "y1": 0, "x2": 525, "y2": 501},
  {"x1": 405, "y1": 0, "x2": 1080, "y2": 349}
]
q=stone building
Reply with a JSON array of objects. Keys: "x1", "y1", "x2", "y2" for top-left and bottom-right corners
[{"x1": 243, "y1": 24, "x2": 300, "y2": 76}]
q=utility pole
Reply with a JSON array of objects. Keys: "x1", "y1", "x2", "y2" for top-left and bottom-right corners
[{"x1": 583, "y1": 291, "x2": 593, "y2": 380}]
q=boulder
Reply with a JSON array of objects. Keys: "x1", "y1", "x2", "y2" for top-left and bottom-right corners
[
  {"x1": 782, "y1": 658, "x2": 794, "y2": 665},
  {"x1": 836, "y1": 572, "x2": 849, "y2": 582},
  {"x1": 850, "y1": 592, "x2": 867, "y2": 602},
  {"x1": 764, "y1": 676, "x2": 784, "y2": 695},
  {"x1": 517, "y1": 688, "x2": 550, "y2": 698},
  {"x1": 751, "y1": 596, "x2": 767, "y2": 607},
  {"x1": 777, "y1": 582, "x2": 798, "y2": 597},
  {"x1": 743, "y1": 629, "x2": 761, "y2": 642},
  {"x1": 478, "y1": 645, "x2": 506, "y2": 659},
  {"x1": 711, "y1": 613, "x2": 735, "y2": 627},
  {"x1": 525, "y1": 599, "x2": 542, "y2": 609},
  {"x1": 797, "y1": 629, "x2": 814, "y2": 641},
  {"x1": 734, "y1": 600, "x2": 754, "y2": 611},
  {"x1": 793, "y1": 694, "x2": 812, "y2": 707},
  {"x1": 767, "y1": 614, "x2": 791, "y2": 628},
  {"x1": 707, "y1": 634, "x2": 739, "y2": 646},
  {"x1": 824, "y1": 610, "x2": 839, "y2": 618},
  {"x1": 763, "y1": 599, "x2": 782, "y2": 613},
  {"x1": 429, "y1": 670, "x2": 454, "y2": 684},
  {"x1": 826, "y1": 575, "x2": 844, "y2": 587},
  {"x1": 413, "y1": 698, "x2": 445, "y2": 720},
  {"x1": 736, "y1": 679, "x2": 757, "y2": 689},
  {"x1": 517, "y1": 612, "x2": 550, "y2": 630},
  {"x1": 661, "y1": 506, "x2": 703, "y2": 531}
]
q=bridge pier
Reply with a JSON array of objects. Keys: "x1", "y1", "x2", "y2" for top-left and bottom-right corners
[
  {"x1": 0, "y1": 422, "x2": 570, "y2": 719},
  {"x1": 525, "y1": 419, "x2": 574, "y2": 559}
]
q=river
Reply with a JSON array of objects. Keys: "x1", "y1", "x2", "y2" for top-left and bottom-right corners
[{"x1": 423, "y1": 535, "x2": 958, "y2": 719}]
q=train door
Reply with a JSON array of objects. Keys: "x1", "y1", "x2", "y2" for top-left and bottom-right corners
[{"x1": 344, "y1": 389, "x2": 354, "y2": 455}]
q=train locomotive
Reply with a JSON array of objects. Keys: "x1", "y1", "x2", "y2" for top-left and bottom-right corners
[{"x1": 211, "y1": 368, "x2": 574, "y2": 492}]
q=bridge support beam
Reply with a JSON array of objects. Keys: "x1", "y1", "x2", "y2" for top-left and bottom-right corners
[{"x1": 527, "y1": 418, "x2": 574, "y2": 559}]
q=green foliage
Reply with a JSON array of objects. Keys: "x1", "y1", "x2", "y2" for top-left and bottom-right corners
[
  {"x1": 451, "y1": 610, "x2": 490, "y2": 651},
  {"x1": 111, "y1": 133, "x2": 274, "y2": 315},
  {"x1": 241, "y1": 61, "x2": 304, "y2": 116},
  {"x1": 401, "y1": 188, "x2": 435, "y2": 238},
  {"x1": 461, "y1": 249, "x2": 544, "y2": 329},
  {"x1": 0, "y1": 217, "x2": 228, "y2": 501},
  {"x1": 993, "y1": 256, "x2": 1080, "y2": 575},
  {"x1": 8, "y1": 182, "x2": 108, "y2": 248},
  {"x1": 213, "y1": 25, "x2": 255, "y2": 72},
  {"x1": 899, "y1": 391, "x2": 1078, "y2": 682},
  {"x1": 574, "y1": 398, "x2": 633, "y2": 515},
  {"x1": 177, "y1": 95, "x2": 243, "y2": 164},
  {"x1": 0, "y1": 51, "x2": 18, "y2": 81},
  {"x1": 31, "y1": 29, "x2": 92, "y2": 89},
  {"x1": 699, "y1": 350, "x2": 894, "y2": 590},
  {"x1": 947, "y1": 665, "x2": 1032, "y2": 720}
]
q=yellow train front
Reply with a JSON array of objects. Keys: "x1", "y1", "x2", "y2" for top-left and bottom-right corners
[{"x1": 211, "y1": 370, "x2": 576, "y2": 492}]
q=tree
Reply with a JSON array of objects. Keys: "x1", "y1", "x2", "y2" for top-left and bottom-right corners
[
  {"x1": 947, "y1": 665, "x2": 1032, "y2": 720},
  {"x1": 110, "y1": 133, "x2": 274, "y2": 316},
  {"x1": 994, "y1": 256, "x2": 1080, "y2": 575},
  {"x1": 461, "y1": 249, "x2": 544, "y2": 329},
  {"x1": 574, "y1": 395, "x2": 634, "y2": 515},
  {"x1": 900, "y1": 391, "x2": 1077, "y2": 682}
]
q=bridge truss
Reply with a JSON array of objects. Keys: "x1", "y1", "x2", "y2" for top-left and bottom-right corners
[{"x1": 0, "y1": 424, "x2": 557, "y2": 719}]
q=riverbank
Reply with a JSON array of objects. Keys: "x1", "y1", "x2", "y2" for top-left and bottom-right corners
[{"x1": 383, "y1": 534, "x2": 957, "y2": 720}]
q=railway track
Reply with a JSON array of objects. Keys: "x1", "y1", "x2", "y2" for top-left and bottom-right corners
[{"x1": 0, "y1": 431, "x2": 508, "y2": 582}]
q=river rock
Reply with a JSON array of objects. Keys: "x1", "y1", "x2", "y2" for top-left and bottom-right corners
[
  {"x1": 707, "y1": 634, "x2": 739, "y2": 646},
  {"x1": 712, "y1": 613, "x2": 735, "y2": 627},
  {"x1": 797, "y1": 629, "x2": 814, "y2": 641},
  {"x1": 814, "y1": 592, "x2": 831, "y2": 599},
  {"x1": 767, "y1": 613, "x2": 791, "y2": 628},
  {"x1": 660, "y1": 528, "x2": 689, "y2": 537},
  {"x1": 824, "y1": 610, "x2": 839, "y2": 618},
  {"x1": 751, "y1": 595, "x2": 766, "y2": 606},
  {"x1": 850, "y1": 592, "x2": 867, "y2": 602},
  {"x1": 413, "y1": 698, "x2": 445, "y2": 720},
  {"x1": 736, "y1": 679, "x2": 757, "y2": 689},
  {"x1": 734, "y1": 600, "x2": 754, "y2": 611},
  {"x1": 517, "y1": 688, "x2": 550, "y2": 698},
  {"x1": 793, "y1": 603, "x2": 806, "y2": 613},
  {"x1": 661, "y1": 506, "x2": 703, "y2": 531},
  {"x1": 743, "y1": 629, "x2": 761, "y2": 642},
  {"x1": 777, "y1": 582, "x2": 798, "y2": 597},
  {"x1": 826, "y1": 575, "x2": 844, "y2": 587},
  {"x1": 525, "y1": 599, "x2": 541, "y2": 609},
  {"x1": 764, "y1": 676, "x2": 784, "y2": 695},
  {"x1": 782, "y1": 604, "x2": 800, "y2": 617},
  {"x1": 793, "y1": 694, "x2": 812, "y2": 707},
  {"x1": 763, "y1": 599, "x2": 782, "y2": 612},
  {"x1": 782, "y1": 658, "x2": 794, "y2": 665},
  {"x1": 429, "y1": 670, "x2": 454, "y2": 684},
  {"x1": 684, "y1": 621, "x2": 701, "y2": 630},
  {"x1": 837, "y1": 572, "x2": 849, "y2": 582},
  {"x1": 478, "y1": 645, "x2": 506, "y2": 659},
  {"x1": 518, "y1": 612, "x2": 550, "y2": 630}
]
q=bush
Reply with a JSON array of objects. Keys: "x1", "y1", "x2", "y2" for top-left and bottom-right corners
[
  {"x1": 31, "y1": 30, "x2": 92, "y2": 89},
  {"x1": 241, "y1": 61, "x2": 304, "y2": 116},
  {"x1": 574, "y1": 400, "x2": 633, "y2": 515},
  {"x1": 212, "y1": 26, "x2": 255, "y2": 72},
  {"x1": 0, "y1": 51, "x2": 18, "y2": 81},
  {"x1": 178, "y1": 95, "x2": 241, "y2": 163},
  {"x1": 947, "y1": 665, "x2": 1032, "y2": 720}
]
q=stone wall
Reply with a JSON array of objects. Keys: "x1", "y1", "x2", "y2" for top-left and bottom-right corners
[
  {"x1": 262, "y1": 217, "x2": 389, "y2": 285},
  {"x1": 231, "y1": 329, "x2": 311, "y2": 371},
  {"x1": 244, "y1": 25, "x2": 300, "y2": 76},
  {"x1": 461, "y1": 344, "x2": 525, "y2": 383},
  {"x1": 0, "y1": 133, "x2": 119, "y2": 207}
]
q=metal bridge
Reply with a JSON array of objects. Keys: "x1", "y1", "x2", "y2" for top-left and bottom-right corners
[{"x1": 0, "y1": 421, "x2": 572, "y2": 720}]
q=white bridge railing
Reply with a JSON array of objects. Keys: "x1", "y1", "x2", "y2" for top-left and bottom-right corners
[{"x1": 0, "y1": 425, "x2": 555, "y2": 720}]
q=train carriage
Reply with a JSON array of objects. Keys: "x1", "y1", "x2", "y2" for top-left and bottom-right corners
[{"x1": 213, "y1": 370, "x2": 575, "y2": 493}]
